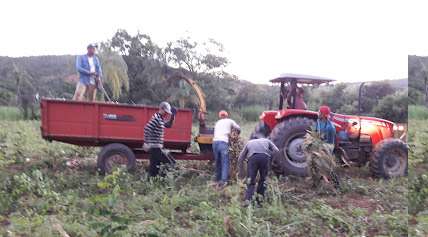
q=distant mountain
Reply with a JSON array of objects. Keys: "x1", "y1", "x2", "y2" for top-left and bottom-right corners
[{"x1": 344, "y1": 78, "x2": 407, "y2": 90}]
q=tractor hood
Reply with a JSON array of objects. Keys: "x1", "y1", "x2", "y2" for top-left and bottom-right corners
[
  {"x1": 359, "y1": 116, "x2": 395, "y2": 127},
  {"x1": 333, "y1": 113, "x2": 395, "y2": 129}
]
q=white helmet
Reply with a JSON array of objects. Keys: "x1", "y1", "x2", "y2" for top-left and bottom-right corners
[{"x1": 159, "y1": 101, "x2": 172, "y2": 114}]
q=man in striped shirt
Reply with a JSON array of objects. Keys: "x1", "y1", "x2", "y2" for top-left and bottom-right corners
[{"x1": 144, "y1": 102, "x2": 176, "y2": 177}]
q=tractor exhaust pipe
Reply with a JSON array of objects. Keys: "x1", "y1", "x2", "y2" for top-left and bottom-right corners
[{"x1": 358, "y1": 82, "x2": 365, "y2": 116}]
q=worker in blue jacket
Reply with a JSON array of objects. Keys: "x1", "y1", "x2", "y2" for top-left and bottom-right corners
[
  {"x1": 73, "y1": 43, "x2": 102, "y2": 101},
  {"x1": 315, "y1": 105, "x2": 336, "y2": 145}
]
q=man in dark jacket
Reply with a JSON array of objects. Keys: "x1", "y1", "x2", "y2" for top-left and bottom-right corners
[
  {"x1": 237, "y1": 137, "x2": 279, "y2": 205},
  {"x1": 144, "y1": 102, "x2": 176, "y2": 177}
]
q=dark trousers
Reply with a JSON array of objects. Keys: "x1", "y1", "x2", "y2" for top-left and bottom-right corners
[
  {"x1": 148, "y1": 148, "x2": 171, "y2": 177},
  {"x1": 245, "y1": 153, "x2": 269, "y2": 202}
]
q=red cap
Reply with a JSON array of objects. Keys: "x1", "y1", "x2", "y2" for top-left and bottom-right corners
[
  {"x1": 319, "y1": 105, "x2": 331, "y2": 116},
  {"x1": 218, "y1": 110, "x2": 228, "y2": 118}
]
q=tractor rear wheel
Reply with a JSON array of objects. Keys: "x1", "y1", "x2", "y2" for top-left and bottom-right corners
[
  {"x1": 97, "y1": 143, "x2": 137, "y2": 175},
  {"x1": 270, "y1": 117, "x2": 315, "y2": 177},
  {"x1": 250, "y1": 122, "x2": 270, "y2": 139},
  {"x1": 369, "y1": 138, "x2": 408, "y2": 179}
]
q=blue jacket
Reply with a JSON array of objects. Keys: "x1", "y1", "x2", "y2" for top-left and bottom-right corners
[
  {"x1": 76, "y1": 54, "x2": 102, "y2": 85},
  {"x1": 314, "y1": 119, "x2": 336, "y2": 144}
]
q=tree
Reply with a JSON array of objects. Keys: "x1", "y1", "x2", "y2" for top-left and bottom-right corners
[
  {"x1": 110, "y1": 29, "x2": 161, "y2": 59},
  {"x1": 359, "y1": 82, "x2": 395, "y2": 114},
  {"x1": 164, "y1": 37, "x2": 228, "y2": 74},
  {"x1": 10, "y1": 63, "x2": 36, "y2": 119},
  {"x1": 98, "y1": 43, "x2": 130, "y2": 100}
]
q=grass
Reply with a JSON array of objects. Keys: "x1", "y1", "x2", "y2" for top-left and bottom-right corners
[
  {"x1": 0, "y1": 106, "x2": 22, "y2": 121},
  {"x1": 0, "y1": 120, "x2": 409, "y2": 236},
  {"x1": 409, "y1": 105, "x2": 428, "y2": 120},
  {"x1": 408, "y1": 105, "x2": 428, "y2": 236}
]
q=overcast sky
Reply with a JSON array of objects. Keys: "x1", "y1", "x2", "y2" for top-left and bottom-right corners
[{"x1": 0, "y1": 0, "x2": 426, "y2": 84}]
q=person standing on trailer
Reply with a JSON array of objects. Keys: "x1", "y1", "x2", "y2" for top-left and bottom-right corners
[
  {"x1": 212, "y1": 110, "x2": 240, "y2": 188},
  {"x1": 73, "y1": 43, "x2": 102, "y2": 101},
  {"x1": 143, "y1": 102, "x2": 176, "y2": 177}
]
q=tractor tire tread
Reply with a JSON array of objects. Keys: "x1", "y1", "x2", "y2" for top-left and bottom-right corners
[
  {"x1": 269, "y1": 117, "x2": 315, "y2": 177},
  {"x1": 369, "y1": 138, "x2": 408, "y2": 179}
]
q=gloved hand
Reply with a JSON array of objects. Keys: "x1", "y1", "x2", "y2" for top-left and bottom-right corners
[{"x1": 171, "y1": 107, "x2": 177, "y2": 115}]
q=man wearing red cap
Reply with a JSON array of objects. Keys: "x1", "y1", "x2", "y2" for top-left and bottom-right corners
[
  {"x1": 213, "y1": 110, "x2": 240, "y2": 188},
  {"x1": 315, "y1": 105, "x2": 336, "y2": 144}
]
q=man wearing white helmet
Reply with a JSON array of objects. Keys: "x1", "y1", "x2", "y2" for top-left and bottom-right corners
[{"x1": 144, "y1": 101, "x2": 176, "y2": 177}]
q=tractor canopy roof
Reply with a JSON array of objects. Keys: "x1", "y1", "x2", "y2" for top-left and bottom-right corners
[{"x1": 270, "y1": 73, "x2": 336, "y2": 84}]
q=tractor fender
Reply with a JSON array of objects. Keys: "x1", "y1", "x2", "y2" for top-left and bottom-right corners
[
  {"x1": 261, "y1": 110, "x2": 318, "y2": 131},
  {"x1": 275, "y1": 109, "x2": 319, "y2": 121}
]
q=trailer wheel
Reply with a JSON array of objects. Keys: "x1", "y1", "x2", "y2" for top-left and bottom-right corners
[
  {"x1": 97, "y1": 143, "x2": 136, "y2": 175},
  {"x1": 369, "y1": 138, "x2": 408, "y2": 179}
]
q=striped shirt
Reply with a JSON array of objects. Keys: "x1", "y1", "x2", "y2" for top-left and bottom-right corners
[{"x1": 144, "y1": 112, "x2": 170, "y2": 148}]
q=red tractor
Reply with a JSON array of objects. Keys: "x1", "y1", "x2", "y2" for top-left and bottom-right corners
[{"x1": 251, "y1": 74, "x2": 407, "y2": 179}]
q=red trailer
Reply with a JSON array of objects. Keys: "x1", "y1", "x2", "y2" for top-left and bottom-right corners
[{"x1": 40, "y1": 98, "x2": 213, "y2": 173}]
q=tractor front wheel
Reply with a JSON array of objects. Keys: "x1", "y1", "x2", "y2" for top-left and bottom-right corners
[
  {"x1": 270, "y1": 117, "x2": 315, "y2": 177},
  {"x1": 369, "y1": 138, "x2": 408, "y2": 179},
  {"x1": 97, "y1": 143, "x2": 137, "y2": 175}
]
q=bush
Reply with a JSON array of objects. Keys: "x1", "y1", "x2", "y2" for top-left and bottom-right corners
[
  {"x1": 373, "y1": 90, "x2": 408, "y2": 122},
  {"x1": 409, "y1": 174, "x2": 428, "y2": 215},
  {"x1": 409, "y1": 88, "x2": 425, "y2": 105},
  {"x1": 239, "y1": 105, "x2": 264, "y2": 122},
  {"x1": 0, "y1": 90, "x2": 14, "y2": 105}
]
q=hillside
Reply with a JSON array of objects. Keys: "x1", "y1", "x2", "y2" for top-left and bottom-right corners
[{"x1": 0, "y1": 54, "x2": 407, "y2": 122}]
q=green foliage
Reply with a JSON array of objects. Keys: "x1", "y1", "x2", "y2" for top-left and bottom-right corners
[
  {"x1": 238, "y1": 105, "x2": 265, "y2": 122},
  {"x1": 0, "y1": 89, "x2": 14, "y2": 104},
  {"x1": 409, "y1": 55, "x2": 427, "y2": 105},
  {"x1": 0, "y1": 30, "x2": 405, "y2": 125},
  {"x1": 373, "y1": 90, "x2": 408, "y2": 122},
  {"x1": 0, "y1": 120, "x2": 409, "y2": 236},
  {"x1": 0, "y1": 121, "x2": 97, "y2": 169},
  {"x1": 306, "y1": 82, "x2": 405, "y2": 121},
  {"x1": 409, "y1": 88, "x2": 425, "y2": 105},
  {"x1": 0, "y1": 106, "x2": 22, "y2": 120},
  {"x1": 409, "y1": 174, "x2": 428, "y2": 215},
  {"x1": 409, "y1": 110, "x2": 428, "y2": 235},
  {"x1": 98, "y1": 43, "x2": 130, "y2": 100},
  {"x1": 303, "y1": 132, "x2": 339, "y2": 189},
  {"x1": 409, "y1": 105, "x2": 428, "y2": 120}
]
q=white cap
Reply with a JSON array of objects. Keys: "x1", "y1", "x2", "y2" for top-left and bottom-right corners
[{"x1": 160, "y1": 101, "x2": 172, "y2": 114}]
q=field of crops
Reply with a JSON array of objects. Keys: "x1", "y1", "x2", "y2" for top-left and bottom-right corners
[
  {"x1": 408, "y1": 106, "x2": 428, "y2": 235},
  {"x1": 0, "y1": 120, "x2": 410, "y2": 236}
]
